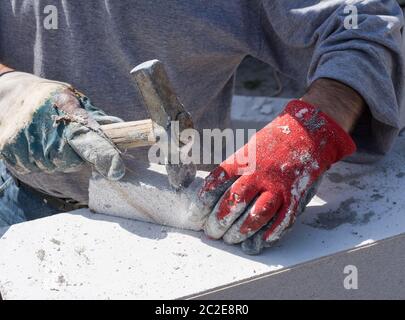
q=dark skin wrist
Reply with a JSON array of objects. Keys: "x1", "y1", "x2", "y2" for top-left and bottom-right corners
[
  {"x1": 301, "y1": 78, "x2": 366, "y2": 133},
  {"x1": 0, "y1": 63, "x2": 14, "y2": 75}
]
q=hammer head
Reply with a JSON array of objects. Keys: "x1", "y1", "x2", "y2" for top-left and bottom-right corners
[{"x1": 131, "y1": 60, "x2": 196, "y2": 189}]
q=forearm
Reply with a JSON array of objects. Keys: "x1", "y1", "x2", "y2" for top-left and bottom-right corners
[
  {"x1": 266, "y1": 0, "x2": 402, "y2": 151},
  {"x1": 301, "y1": 78, "x2": 366, "y2": 133}
]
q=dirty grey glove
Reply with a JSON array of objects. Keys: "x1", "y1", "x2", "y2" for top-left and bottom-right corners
[{"x1": 0, "y1": 72, "x2": 125, "y2": 198}]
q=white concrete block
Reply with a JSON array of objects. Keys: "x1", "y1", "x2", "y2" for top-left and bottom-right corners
[
  {"x1": 193, "y1": 234, "x2": 405, "y2": 299},
  {"x1": 89, "y1": 163, "x2": 209, "y2": 231},
  {"x1": 1, "y1": 136, "x2": 405, "y2": 299}
]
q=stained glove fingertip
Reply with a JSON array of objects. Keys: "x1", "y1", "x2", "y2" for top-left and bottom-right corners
[{"x1": 241, "y1": 233, "x2": 265, "y2": 255}]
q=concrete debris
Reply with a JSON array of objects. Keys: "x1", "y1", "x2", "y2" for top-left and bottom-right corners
[{"x1": 89, "y1": 161, "x2": 210, "y2": 231}]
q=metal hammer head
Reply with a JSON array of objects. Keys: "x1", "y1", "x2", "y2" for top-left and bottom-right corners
[{"x1": 131, "y1": 60, "x2": 196, "y2": 189}]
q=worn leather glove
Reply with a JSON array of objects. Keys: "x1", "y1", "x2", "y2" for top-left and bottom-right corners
[
  {"x1": 198, "y1": 100, "x2": 356, "y2": 255},
  {"x1": 0, "y1": 71, "x2": 125, "y2": 200}
]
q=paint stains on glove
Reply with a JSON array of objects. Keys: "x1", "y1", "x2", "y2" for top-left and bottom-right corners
[
  {"x1": 0, "y1": 74, "x2": 126, "y2": 201},
  {"x1": 199, "y1": 100, "x2": 356, "y2": 255}
]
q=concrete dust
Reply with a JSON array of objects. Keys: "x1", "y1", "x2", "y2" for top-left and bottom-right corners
[
  {"x1": 306, "y1": 197, "x2": 376, "y2": 230},
  {"x1": 396, "y1": 172, "x2": 405, "y2": 178},
  {"x1": 370, "y1": 193, "x2": 384, "y2": 201},
  {"x1": 327, "y1": 172, "x2": 367, "y2": 183},
  {"x1": 89, "y1": 159, "x2": 211, "y2": 231},
  {"x1": 50, "y1": 238, "x2": 61, "y2": 246},
  {"x1": 36, "y1": 249, "x2": 45, "y2": 262}
]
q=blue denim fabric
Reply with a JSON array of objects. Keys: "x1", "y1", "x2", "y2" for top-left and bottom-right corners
[{"x1": 0, "y1": 161, "x2": 57, "y2": 227}]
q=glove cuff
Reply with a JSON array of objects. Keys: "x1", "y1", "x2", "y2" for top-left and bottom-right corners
[
  {"x1": 0, "y1": 72, "x2": 71, "y2": 150},
  {"x1": 283, "y1": 99, "x2": 357, "y2": 163}
]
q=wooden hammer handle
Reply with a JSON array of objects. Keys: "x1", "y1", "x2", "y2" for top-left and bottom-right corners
[{"x1": 100, "y1": 119, "x2": 156, "y2": 150}]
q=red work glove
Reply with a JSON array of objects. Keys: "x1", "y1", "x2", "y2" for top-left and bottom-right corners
[{"x1": 198, "y1": 100, "x2": 356, "y2": 255}]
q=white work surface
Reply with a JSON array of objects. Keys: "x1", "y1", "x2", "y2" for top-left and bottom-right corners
[{"x1": 0, "y1": 133, "x2": 404, "y2": 299}]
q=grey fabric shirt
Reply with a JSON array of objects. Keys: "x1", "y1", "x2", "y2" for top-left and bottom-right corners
[{"x1": 0, "y1": 0, "x2": 404, "y2": 203}]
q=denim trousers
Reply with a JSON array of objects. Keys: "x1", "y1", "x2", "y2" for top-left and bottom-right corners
[{"x1": 0, "y1": 161, "x2": 57, "y2": 228}]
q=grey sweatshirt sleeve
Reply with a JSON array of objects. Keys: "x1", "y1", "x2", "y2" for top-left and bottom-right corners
[{"x1": 258, "y1": 0, "x2": 405, "y2": 156}]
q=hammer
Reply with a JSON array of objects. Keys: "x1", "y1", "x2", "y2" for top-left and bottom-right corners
[{"x1": 98, "y1": 60, "x2": 196, "y2": 189}]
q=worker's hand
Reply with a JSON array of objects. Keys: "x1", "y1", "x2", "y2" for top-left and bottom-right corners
[
  {"x1": 198, "y1": 100, "x2": 356, "y2": 255},
  {"x1": 0, "y1": 71, "x2": 125, "y2": 182}
]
